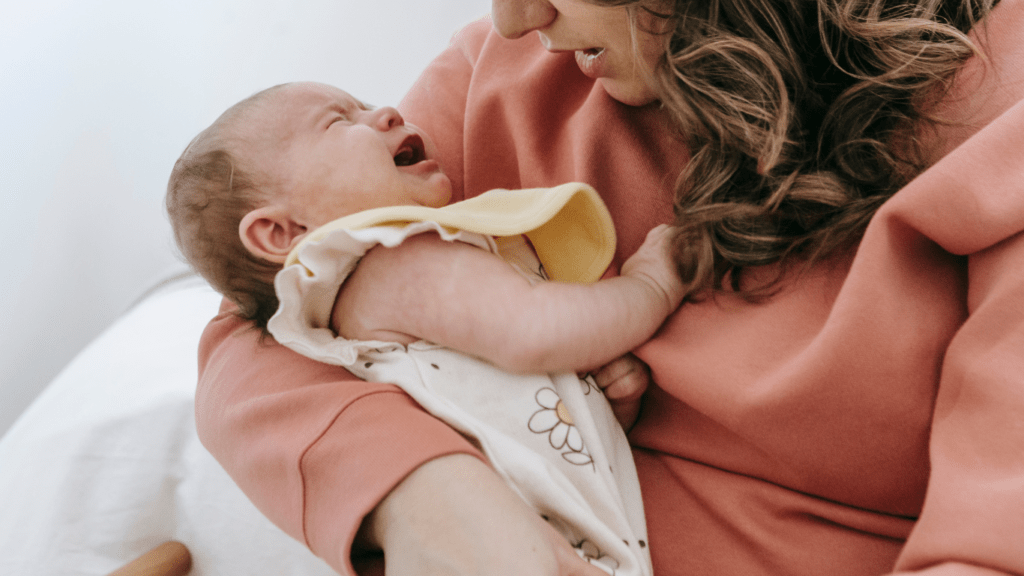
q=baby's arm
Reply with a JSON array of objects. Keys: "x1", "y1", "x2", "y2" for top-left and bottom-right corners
[{"x1": 332, "y1": 225, "x2": 683, "y2": 375}]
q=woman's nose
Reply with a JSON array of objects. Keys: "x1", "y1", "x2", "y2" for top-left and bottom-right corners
[
  {"x1": 367, "y1": 106, "x2": 404, "y2": 131},
  {"x1": 491, "y1": 0, "x2": 557, "y2": 39}
]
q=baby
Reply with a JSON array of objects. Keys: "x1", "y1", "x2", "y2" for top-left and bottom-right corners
[{"x1": 167, "y1": 82, "x2": 681, "y2": 576}]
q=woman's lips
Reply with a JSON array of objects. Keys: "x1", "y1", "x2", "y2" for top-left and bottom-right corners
[{"x1": 574, "y1": 48, "x2": 607, "y2": 79}]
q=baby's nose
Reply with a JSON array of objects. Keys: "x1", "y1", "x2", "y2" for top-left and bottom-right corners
[{"x1": 370, "y1": 106, "x2": 404, "y2": 131}]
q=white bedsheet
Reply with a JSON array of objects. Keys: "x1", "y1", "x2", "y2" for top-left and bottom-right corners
[{"x1": 0, "y1": 276, "x2": 335, "y2": 576}]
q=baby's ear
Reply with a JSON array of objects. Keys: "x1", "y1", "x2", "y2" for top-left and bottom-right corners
[{"x1": 239, "y1": 206, "x2": 308, "y2": 264}]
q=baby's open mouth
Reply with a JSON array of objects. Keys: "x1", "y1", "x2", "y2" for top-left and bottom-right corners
[{"x1": 394, "y1": 134, "x2": 426, "y2": 166}]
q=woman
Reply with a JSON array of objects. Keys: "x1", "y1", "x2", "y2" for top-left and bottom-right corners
[{"x1": 195, "y1": 0, "x2": 1024, "y2": 574}]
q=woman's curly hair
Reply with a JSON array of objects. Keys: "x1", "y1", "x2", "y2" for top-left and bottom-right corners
[{"x1": 598, "y1": 0, "x2": 995, "y2": 298}]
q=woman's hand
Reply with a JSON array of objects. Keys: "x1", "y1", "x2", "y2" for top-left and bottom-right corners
[
  {"x1": 363, "y1": 454, "x2": 608, "y2": 576},
  {"x1": 590, "y1": 353, "x2": 650, "y2": 429}
]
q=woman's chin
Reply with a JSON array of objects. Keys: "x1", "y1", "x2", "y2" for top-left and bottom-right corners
[{"x1": 600, "y1": 79, "x2": 659, "y2": 107}]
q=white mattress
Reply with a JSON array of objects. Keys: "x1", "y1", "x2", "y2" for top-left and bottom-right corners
[{"x1": 0, "y1": 276, "x2": 336, "y2": 576}]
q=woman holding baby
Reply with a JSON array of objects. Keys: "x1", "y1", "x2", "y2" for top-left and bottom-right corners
[{"x1": 195, "y1": 0, "x2": 1024, "y2": 574}]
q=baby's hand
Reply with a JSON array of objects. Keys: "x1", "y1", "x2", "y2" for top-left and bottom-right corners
[
  {"x1": 590, "y1": 354, "x2": 650, "y2": 430},
  {"x1": 620, "y1": 224, "x2": 685, "y2": 313}
]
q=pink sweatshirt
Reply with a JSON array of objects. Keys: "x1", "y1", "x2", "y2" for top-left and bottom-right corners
[{"x1": 195, "y1": 2, "x2": 1024, "y2": 574}]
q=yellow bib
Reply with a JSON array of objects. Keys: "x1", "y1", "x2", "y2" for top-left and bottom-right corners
[{"x1": 286, "y1": 182, "x2": 617, "y2": 284}]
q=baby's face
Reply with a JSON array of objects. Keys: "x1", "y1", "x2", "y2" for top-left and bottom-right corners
[{"x1": 251, "y1": 82, "x2": 452, "y2": 227}]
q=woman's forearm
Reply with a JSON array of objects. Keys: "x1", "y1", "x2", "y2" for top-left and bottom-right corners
[
  {"x1": 365, "y1": 453, "x2": 607, "y2": 576},
  {"x1": 195, "y1": 305, "x2": 484, "y2": 575}
]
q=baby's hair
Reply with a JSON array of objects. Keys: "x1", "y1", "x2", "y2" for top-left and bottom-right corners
[{"x1": 166, "y1": 84, "x2": 289, "y2": 331}]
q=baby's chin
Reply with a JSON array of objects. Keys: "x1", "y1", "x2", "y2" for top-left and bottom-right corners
[{"x1": 421, "y1": 172, "x2": 453, "y2": 207}]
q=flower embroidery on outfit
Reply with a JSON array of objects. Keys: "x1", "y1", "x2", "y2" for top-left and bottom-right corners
[{"x1": 528, "y1": 387, "x2": 594, "y2": 466}]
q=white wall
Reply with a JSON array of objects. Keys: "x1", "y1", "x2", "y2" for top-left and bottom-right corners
[{"x1": 0, "y1": 0, "x2": 490, "y2": 436}]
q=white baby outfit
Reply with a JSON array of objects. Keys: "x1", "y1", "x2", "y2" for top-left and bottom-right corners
[{"x1": 269, "y1": 183, "x2": 652, "y2": 576}]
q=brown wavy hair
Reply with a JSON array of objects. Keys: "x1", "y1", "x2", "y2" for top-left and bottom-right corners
[{"x1": 599, "y1": 0, "x2": 995, "y2": 298}]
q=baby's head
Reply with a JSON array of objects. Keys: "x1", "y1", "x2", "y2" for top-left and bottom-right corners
[{"x1": 167, "y1": 81, "x2": 451, "y2": 329}]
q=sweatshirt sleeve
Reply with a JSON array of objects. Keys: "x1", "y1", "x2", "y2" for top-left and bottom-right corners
[
  {"x1": 894, "y1": 238, "x2": 1024, "y2": 576},
  {"x1": 193, "y1": 22, "x2": 494, "y2": 576},
  {"x1": 882, "y1": 4, "x2": 1024, "y2": 572},
  {"x1": 881, "y1": 98, "x2": 1024, "y2": 576}
]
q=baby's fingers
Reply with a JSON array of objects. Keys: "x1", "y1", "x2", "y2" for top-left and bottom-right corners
[{"x1": 593, "y1": 354, "x2": 650, "y2": 400}]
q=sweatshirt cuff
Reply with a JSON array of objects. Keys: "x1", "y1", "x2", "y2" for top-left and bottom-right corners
[{"x1": 299, "y1": 389, "x2": 486, "y2": 575}]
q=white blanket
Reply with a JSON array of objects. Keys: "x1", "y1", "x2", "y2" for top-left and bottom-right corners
[{"x1": 0, "y1": 277, "x2": 335, "y2": 576}]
